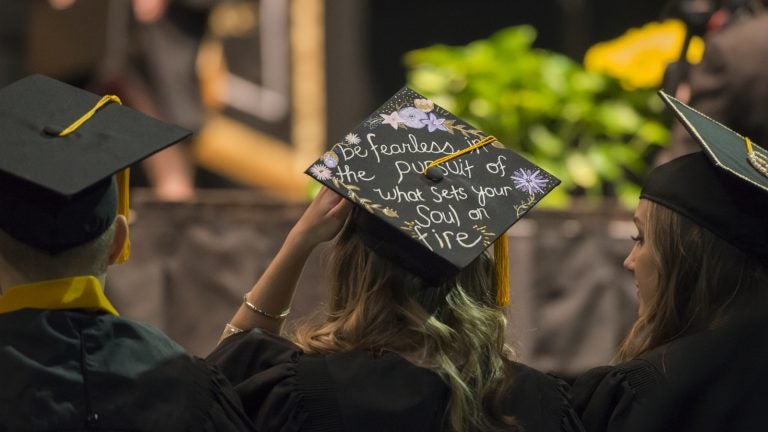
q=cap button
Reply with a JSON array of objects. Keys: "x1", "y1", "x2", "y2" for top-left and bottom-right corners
[
  {"x1": 425, "y1": 167, "x2": 444, "y2": 182},
  {"x1": 43, "y1": 125, "x2": 63, "y2": 136}
]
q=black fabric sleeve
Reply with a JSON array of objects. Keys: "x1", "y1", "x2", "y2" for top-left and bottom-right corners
[
  {"x1": 207, "y1": 329, "x2": 302, "y2": 384},
  {"x1": 188, "y1": 357, "x2": 261, "y2": 432},
  {"x1": 206, "y1": 329, "x2": 307, "y2": 431},
  {"x1": 504, "y1": 362, "x2": 586, "y2": 432},
  {"x1": 571, "y1": 360, "x2": 661, "y2": 432}
]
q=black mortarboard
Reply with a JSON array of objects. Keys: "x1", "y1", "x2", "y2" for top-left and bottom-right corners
[
  {"x1": 305, "y1": 87, "x2": 560, "y2": 304},
  {"x1": 0, "y1": 74, "x2": 190, "y2": 256},
  {"x1": 641, "y1": 91, "x2": 768, "y2": 259}
]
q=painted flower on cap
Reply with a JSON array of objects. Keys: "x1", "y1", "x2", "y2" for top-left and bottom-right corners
[
  {"x1": 511, "y1": 168, "x2": 548, "y2": 195},
  {"x1": 398, "y1": 107, "x2": 428, "y2": 128},
  {"x1": 414, "y1": 98, "x2": 434, "y2": 112},
  {"x1": 345, "y1": 133, "x2": 361, "y2": 145},
  {"x1": 309, "y1": 163, "x2": 333, "y2": 181},
  {"x1": 379, "y1": 111, "x2": 402, "y2": 129},
  {"x1": 322, "y1": 151, "x2": 339, "y2": 168},
  {"x1": 421, "y1": 112, "x2": 448, "y2": 132}
]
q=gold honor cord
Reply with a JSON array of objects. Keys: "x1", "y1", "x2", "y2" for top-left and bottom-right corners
[
  {"x1": 421, "y1": 135, "x2": 510, "y2": 307},
  {"x1": 746, "y1": 137, "x2": 768, "y2": 178},
  {"x1": 57, "y1": 95, "x2": 132, "y2": 264}
]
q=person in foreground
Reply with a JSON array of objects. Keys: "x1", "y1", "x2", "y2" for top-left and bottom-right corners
[
  {"x1": 571, "y1": 92, "x2": 768, "y2": 432},
  {"x1": 0, "y1": 74, "x2": 254, "y2": 431},
  {"x1": 209, "y1": 188, "x2": 583, "y2": 432},
  {"x1": 209, "y1": 87, "x2": 584, "y2": 431}
]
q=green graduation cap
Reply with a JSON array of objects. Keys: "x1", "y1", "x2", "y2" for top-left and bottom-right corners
[
  {"x1": 0, "y1": 74, "x2": 190, "y2": 256},
  {"x1": 641, "y1": 91, "x2": 768, "y2": 259},
  {"x1": 304, "y1": 87, "x2": 561, "y2": 304}
]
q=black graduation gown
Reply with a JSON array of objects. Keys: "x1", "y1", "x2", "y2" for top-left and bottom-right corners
[
  {"x1": 0, "y1": 308, "x2": 255, "y2": 432},
  {"x1": 571, "y1": 314, "x2": 768, "y2": 432},
  {"x1": 208, "y1": 329, "x2": 584, "y2": 432}
]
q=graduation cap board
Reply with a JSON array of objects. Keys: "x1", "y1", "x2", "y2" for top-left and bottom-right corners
[
  {"x1": 304, "y1": 87, "x2": 560, "y2": 304},
  {"x1": 0, "y1": 74, "x2": 190, "y2": 256},
  {"x1": 659, "y1": 91, "x2": 768, "y2": 193},
  {"x1": 642, "y1": 92, "x2": 768, "y2": 259}
]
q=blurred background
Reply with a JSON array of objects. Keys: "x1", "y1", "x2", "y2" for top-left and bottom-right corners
[{"x1": 3, "y1": 0, "x2": 755, "y2": 380}]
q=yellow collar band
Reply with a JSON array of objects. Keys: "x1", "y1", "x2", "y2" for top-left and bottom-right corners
[{"x1": 0, "y1": 276, "x2": 119, "y2": 316}]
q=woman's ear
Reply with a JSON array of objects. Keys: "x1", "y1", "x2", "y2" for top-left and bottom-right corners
[{"x1": 107, "y1": 215, "x2": 129, "y2": 265}]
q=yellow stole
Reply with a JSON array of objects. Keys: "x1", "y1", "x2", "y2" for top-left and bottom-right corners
[{"x1": 0, "y1": 276, "x2": 119, "y2": 316}]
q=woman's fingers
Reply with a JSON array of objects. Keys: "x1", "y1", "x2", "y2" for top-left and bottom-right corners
[{"x1": 291, "y1": 187, "x2": 352, "y2": 246}]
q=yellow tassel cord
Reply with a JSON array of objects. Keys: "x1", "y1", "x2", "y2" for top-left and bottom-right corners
[
  {"x1": 493, "y1": 232, "x2": 510, "y2": 307},
  {"x1": 423, "y1": 135, "x2": 510, "y2": 306},
  {"x1": 114, "y1": 168, "x2": 131, "y2": 263},
  {"x1": 423, "y1": 135, "x2": 497, "y2": 175},
  {"x1": 57, "y1": 95, "x2": 123, "y2": 137},
  {"x1": 58, "y1": 94, "x2": 131, "y2": 263},
  {"x1": 746, "y1": 137, "x2": 754, "y2": 154}
]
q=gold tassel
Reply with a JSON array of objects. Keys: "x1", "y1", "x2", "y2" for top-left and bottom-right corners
[
  {"x1": 423, "y1": 135, "x2": 496, "y2": 175},
  {"x1": 494, "y1": 232, "x2": 509, "y2": 306},
  {"x1": 53, "y1": 93, "x2": 131, "y2": 263},
  {"x1": 58, "y1": 95, "x2": 123, "y2": 137},
  {"x1": 115, "y1": 168, "x2": 131, "y2": 264}
]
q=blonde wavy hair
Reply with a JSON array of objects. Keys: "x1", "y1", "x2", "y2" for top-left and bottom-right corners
[
  {"x1": 617, "y1": 201, "x2": 768, "y2": 361},
  {"x1": 292, "y1": 223, "x2": 519, "y2": 432}
]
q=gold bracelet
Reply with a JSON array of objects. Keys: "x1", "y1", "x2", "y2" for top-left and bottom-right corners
[
  {"x1": 242, "y1": 293, "x2": 290, "y2": 320},
  {"x1": 219, "y1": 323, "x2": 244, "y2": 341}
]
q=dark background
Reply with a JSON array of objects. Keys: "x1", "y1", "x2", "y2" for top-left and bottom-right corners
[
  {"x1": 324, "y1": 0, "x2": 673, "y2": 152},
  {"x1": 364, "y1": 0, "x2": 670, "y2": 103}
]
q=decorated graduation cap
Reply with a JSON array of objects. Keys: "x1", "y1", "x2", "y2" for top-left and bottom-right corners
[
  {"x1": 0, "y1": 74, "x2": 190, "y2": 259},
  {"x1": 642, "y1": 91, "x2": 768, "y2": 259},
  {"x1": 305, "y1": 87, "x2": 560, "y2": 305}
]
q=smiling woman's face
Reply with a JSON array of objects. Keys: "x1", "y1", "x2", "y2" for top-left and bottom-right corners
[{"x1": 624, "y1": 199, "x2": 660, "y2": 316}]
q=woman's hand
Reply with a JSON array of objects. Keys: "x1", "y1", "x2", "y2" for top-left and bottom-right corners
[
  {"x1": 287, "y1": 187, "x2": 352, "y2": 252},
  {"x1": 132, "y1": 0, "x2": 169, "y2": 24},
  {"x1": 48, "y1": 0, "x2": 77, "y2": 10},
  {"x1": 223, "y1": 187, "x2": 352, "y2": 337}
]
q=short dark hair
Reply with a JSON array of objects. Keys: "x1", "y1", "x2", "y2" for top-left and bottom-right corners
[{"x1": 0, "y1": 222, "x2": 116, "y2": 283}]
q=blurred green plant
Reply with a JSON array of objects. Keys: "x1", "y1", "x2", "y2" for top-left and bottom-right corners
[{"x1": 404, "y1": 25, "x2": 671, "y2": 209}]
